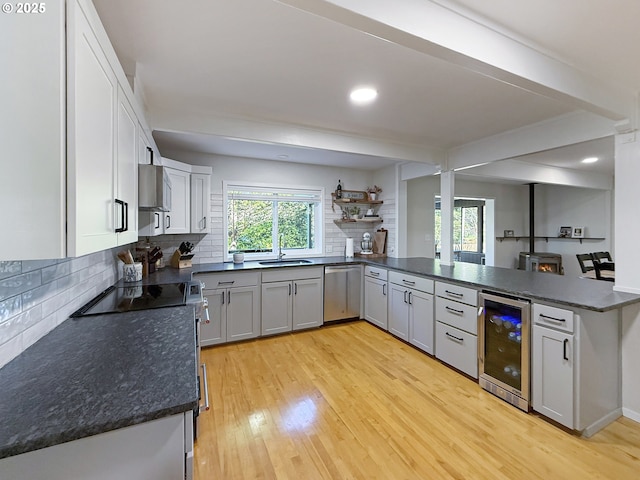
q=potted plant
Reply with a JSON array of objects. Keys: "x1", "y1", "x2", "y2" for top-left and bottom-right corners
[
  {"x1": 347, "y1": 206, "x2": 360, "y2": 220},
  {"x1": 366, "y1": 185, "x2": 382, "y2": 201}
]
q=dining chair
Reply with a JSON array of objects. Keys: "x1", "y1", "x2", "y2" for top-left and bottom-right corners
[
  {"x1": 591, "y1": 252, "x2": 615, "y2": 282},
  {"x1": 576, "y1": 253, "x2": 595, "y2": 274},
  {"x1": 591, "y1": 251, "x2": 613, "y2": 263}
]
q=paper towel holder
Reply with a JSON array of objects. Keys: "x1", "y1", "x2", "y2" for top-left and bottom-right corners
[{"x1": 345, "y1": 237, "x2": 354, "y2": 258}]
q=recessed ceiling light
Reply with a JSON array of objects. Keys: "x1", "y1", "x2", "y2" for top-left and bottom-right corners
[
  {"x1": 350, "y1": 87, "x2": 378, "y2": 105},
  {"x1": 582, "y1": 157, "x2": 599, "y2": 164}
]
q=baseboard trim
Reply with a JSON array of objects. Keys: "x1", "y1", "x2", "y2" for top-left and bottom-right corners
[
  {"x1": 581, "y1": 408, "x2": 622, "y2": 438},
  {"x1": 622, "y1": 407, "x2": 640, "y2": 424}
]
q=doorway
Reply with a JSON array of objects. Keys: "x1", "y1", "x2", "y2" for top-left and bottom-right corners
[{"x1": 435, "y1": 196, "x2": 494, "y2": 265}]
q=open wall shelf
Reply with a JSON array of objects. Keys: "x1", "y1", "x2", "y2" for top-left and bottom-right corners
[{"x1": 496, "y1": 236, "x2": 605, "y2": 245}]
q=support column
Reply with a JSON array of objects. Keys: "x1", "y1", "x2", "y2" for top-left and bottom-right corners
[
  {"x1": 614, "y1": 132, "x2": 640, "y2": 294},
  {"x1": 440, "y1": 171, "x2": 455, "y2": 266}
]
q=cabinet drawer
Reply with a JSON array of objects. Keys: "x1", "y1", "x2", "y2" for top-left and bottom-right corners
[
  {"x1": 262, "y1": 266, "x2": 323, "y2": 283},
  {"x1": 532, "y1": 303, "x2": 574, "y2": 333},
  {"x1": 364, "y1": 266, "x2": 387, "y2": 280},
  {"x1": 389, "y1": 271, "x2": 433, "y2": 294},
  {"x1": 436, "y1": 321, "x2": 478, "y2": 379},
  {"x1": 435, "y1": 297, "x2": 478, "y2": 335},
  {"x1": 435, "y1": 282, "x2": 477, "y2": 306},
  {"x1": 195, "y1": 271, "x2": 260, "y2": 289}
]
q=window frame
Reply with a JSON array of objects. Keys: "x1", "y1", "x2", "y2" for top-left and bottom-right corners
[{"x1": 223, "y1": 181, "x2": 325, "y2": 262}]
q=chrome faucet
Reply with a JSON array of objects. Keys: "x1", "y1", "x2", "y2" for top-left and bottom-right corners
[{"x1": 278, "y1": 234, "x2": 286, "y2": 260}]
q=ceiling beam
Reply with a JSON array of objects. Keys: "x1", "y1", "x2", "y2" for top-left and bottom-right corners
[
  {"x1": 277, "y1": 0, "x2": 636, "y2": 123},
  {"x1": 148, "y1": 107, "x2": 445, "y2": 165},
  {"x1": 458, "y1": 158, "x2": 613, "y2": 190},
  {"x1": 447, "y1": 111, "x2": 615, "y2": 170}
]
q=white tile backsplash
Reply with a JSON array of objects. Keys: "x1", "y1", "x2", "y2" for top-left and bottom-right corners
[{"x1": 0, "y1": 246, "x2": 125, "y2": 368}]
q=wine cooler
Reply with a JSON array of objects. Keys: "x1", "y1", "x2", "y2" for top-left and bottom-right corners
[{"x1": 478, "y1": 291, "x2": 531, "y2": 411}]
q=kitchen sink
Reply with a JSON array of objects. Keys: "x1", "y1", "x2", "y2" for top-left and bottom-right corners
[{"x1": 259, "y1": 259, "x2": 313, "y2": 265}]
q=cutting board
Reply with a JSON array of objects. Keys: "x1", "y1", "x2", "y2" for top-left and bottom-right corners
[{"x1": 373, "y1": 229, "x2": 387, "y2": 254}]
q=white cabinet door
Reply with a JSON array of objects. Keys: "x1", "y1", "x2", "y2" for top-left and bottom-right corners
[
  {"x1": 67, "y1": 1, "x2": 118, "y2": 256},
  {"x1": 190, "y1": 173, "x2": 211, "y2": 234},
  {"x1": 262, "y1": 281, "x2": 293, "y2": 336},
  {"x1": 164, "y1": 168, "x2": 190, "y2": 234},
  {"x1": 1, "y1": 1, "x2": 65, "y2": 260},
  {"x1": 532, "y1": 325, "x2": 574, "y2": 428},
  {"x1": 202, "y1": 289, "x2": 226, "y2": 346},
  {"x1": 293, "y1": 278, "x2": 323, "y2": 331},
  {"x1": 115, "y1": 86, "x2": 138, "y2": 245},
  {"x1": 227, "y1": 286, "x2": 260, "y2": 342},
  {"x1": 409, "y1": 290, "x2": 434, "y2": 355},
  {"x1": 388, "y1": 283, "x2": 409, "y2": 341},
  {"x1": 364, "y1": 276, "x2": 388, "y2": 330}
]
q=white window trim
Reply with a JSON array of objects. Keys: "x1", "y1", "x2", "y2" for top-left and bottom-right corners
[{"x1": 223, "y1": 180, "x2": 325, "y2": 262}]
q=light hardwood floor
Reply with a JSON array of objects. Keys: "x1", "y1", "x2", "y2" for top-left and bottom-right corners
[{"x1": 195, "y1": 321, "x2": 640, "y2": 479}]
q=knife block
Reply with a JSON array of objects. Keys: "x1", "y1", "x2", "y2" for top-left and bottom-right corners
[{"x1": 170, "y1": 250, "x2": 193, "y2": 269}]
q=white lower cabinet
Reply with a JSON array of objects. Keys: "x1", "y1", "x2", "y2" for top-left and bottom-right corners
[
  {"x1": 364, "y1": 266, "x2": 388, "y2": 330},
  {"x1": 197, "y1": 272, "x2": 260, "y2": 346},
  {"x1": 532, "y1": 323, "x2": 574, "y2": 427},
  {"x1": 388, "y1": 271, "x2": 434, "y2": 352},
  {"x1": 435, "y1": 322, "x2": 478, "y2": 378},
  {"x1": 435, "y1": 281, "x2": 478, "y2": 378},
  {"x1": 0, "y1": 413, "x2": 193, "y2": 480},
  {"x1": 261, "y1": 267, "x2": 323, "y2": 336},
  {"x1": 531, "y1": 303, "x2": 620, "y2": 435}
]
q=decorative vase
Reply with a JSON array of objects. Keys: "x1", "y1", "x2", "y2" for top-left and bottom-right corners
[{"x1": 369, "y1": 193, "x2": 377, "y2": 201}]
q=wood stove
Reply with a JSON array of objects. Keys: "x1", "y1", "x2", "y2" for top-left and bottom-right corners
[{"x1": 519, "y1": 252, "x2": 563, "y2": 274}]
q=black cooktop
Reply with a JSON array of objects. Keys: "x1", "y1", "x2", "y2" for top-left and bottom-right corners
[{"x1": 71, "y1": 283, "x2": 188, "y2": 317}]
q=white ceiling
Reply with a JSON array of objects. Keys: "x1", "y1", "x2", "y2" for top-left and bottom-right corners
[{"x1": 92, "y1": 0, "x2": 638, "y2": 176}]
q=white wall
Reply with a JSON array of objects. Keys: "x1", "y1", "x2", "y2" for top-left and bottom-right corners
[
  {"x1": 531, "y1": 184, "x2": 613, "y2": 278},
  {"x1": 150, "y1": 153, "x2": 395, "y2": 262},
  {"x1": 406, "y1": 176, "x2": 528, "y2": 267},
  {"x1": 405, "y1": 177, "x2": 614, "y2": 274}
]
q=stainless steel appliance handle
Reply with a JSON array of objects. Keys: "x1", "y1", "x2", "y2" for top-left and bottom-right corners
[{"x1": 200, "y1": 363, "x2": 210, "y2": 412}]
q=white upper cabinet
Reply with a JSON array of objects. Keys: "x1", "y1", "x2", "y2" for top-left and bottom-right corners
[
  {"x1": 1, "y1": 0, "x2": 66, "y2": 259},
  {"x1": 67, "y1": 1, "x2": 118, "y2": 256},
  {"x1": 164, "y1": 168, "x2": 191, "y2": 235},
  {"x1": 191, "y1": 173, "x2": 211, "y2": 234},
  {"x1": 1, "y1": 0, "x2": 157, "y2": 260}
]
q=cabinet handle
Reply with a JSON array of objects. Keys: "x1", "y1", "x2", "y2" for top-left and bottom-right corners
[
  {"x1": 445, "y1": 306, "x2": 464, "y2": 315},
  {"x1": 408, "y1": 291, "x2": 412, "y2": 305},
  {"x1": 166, "y1": 215, "x2": 171, "y2": 229},
  {"x1": 154, "y1": 212, "x2": 160, "y2": 229},
  {"x1": 382, "y1": 284, "x2": 386, "y2": 296},
  {"x1": 563, "y1": 339, "x2": 569, "y2": 360},
  {"x1": 115, "y1": 199, "x2": 126, "y2": 232},
  {"x1": 227, "y1": 291, "x2": 231, "y2": 304},
  {"x1": 445, "y1": 332, "x2": 464, "y2": 343},
  {"x1": 221, "y1": 292, "x2": 225, "y2": 305},
  {"x1": 540, "y1": 313, "x2": 566, "y2": 323},
  {"x1": 445, "y1": 289, "x2": 463, "y2": 298},
  {"x1": 218, "y1": 281, "x2": 235, "y2": 285},
  {"x1": 203, "y1": 216, "x2": 207, "y2": 229},
  {"x1": 403, "y1": 290, "x2": 407, "y2": 303},
  {"x1": 370, "y1": 271, "x2": 380, "y2": 277},
  {"x1": 124, "y1": 201, "x2": 129, "y2": 232},
  {"x1": 294, "y1": 283, "x2": 298, "y2": 295},
  {"x1": 402, "y1": 279, "x2": 415, "y2": 286},
  {"x1": 288, "y1": 283, "x2": 292, "y2": 296},
  {"x1": 147, "y1": 146, "x2": 153, "y2": 164}
]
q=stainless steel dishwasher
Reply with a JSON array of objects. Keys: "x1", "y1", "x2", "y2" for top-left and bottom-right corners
[{"x1": 323, "y1": 265, "x2": 361, "y2": 323}]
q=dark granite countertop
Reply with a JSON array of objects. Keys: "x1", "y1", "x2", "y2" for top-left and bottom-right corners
[
  {"x1": 0, "y1": 306, "x2": 198, "y2": 460},
  {"x1": 181, "y1": 256, "x2": 640, "y2": 312}
]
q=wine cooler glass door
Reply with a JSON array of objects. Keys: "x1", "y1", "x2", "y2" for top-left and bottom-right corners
[{"x1": 479, "y1": 292, "x2": 530, "y2": 402}]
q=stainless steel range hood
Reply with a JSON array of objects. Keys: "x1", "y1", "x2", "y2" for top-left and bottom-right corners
[{"x1": 138, "y1": 164, "x2": 172, "y2": 211}]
